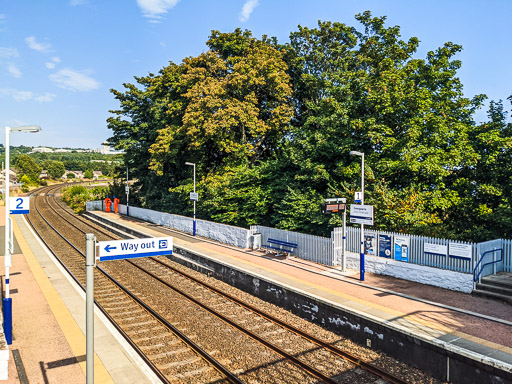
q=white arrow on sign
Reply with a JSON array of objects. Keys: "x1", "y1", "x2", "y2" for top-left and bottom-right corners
[{"x1": 98, "y1": 236, "x2": 173, "y2": 261}]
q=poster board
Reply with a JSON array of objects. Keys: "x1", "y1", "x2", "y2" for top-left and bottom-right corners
[
  {"x1": 424, "y1": 243, "x2": 447, "y2": 256},
  {"x1": 364, "y1": 233, "x2": 377, "y2": 256},
  {"x1": 394, "y1": 236, "x2": 410, "y2": 262},
  {"x1": 449, "y1": 243, "x2": 472, "y2": 259},
  {"x1": 378, "y1": 234, "x2": 392, "y2": 258}
]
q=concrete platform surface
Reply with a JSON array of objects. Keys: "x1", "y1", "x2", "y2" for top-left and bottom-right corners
[{"x1": 0, "y1": 206, "x2": 158, "y2": 383}]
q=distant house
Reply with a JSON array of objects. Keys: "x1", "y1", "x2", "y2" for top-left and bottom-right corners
[
  {"x1": 62, "y1": 170, "x2": 84, "y2": 180},
  {"x1": 92, "y1": 171, "x2": 103, "y2": 180},
  {"x1": 0, "y1": 168, "x2": 18, "y2": 183}
]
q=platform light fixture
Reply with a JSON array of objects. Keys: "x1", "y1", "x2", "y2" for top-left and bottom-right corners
[{"x1": 4, "y1": 125, "x2": 41, "y2": 345}]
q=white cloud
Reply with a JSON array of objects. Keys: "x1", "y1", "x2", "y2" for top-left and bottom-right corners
[
  {"x1": 137, "y1": 0, "x2": 179, "y2": 21},
  {"x1": 0, "y1": 88, "x2": 56, "y2": 103},
  {"x1": 34, "y1": 92, "x2": 56, "y2": 103},
  {"x1": 25, "y1": 36, "x2": 52, "y2": 53},
  {"x1": 8, "y1": 64, "x2": 22, "y2": 78},
  {"x1": 49, "y1": 68, "x2": 100, "y2": 92},
  {"x1": 0, "y1": 47, "x2": 19, "y2": 59},
  {"x1": 0, "y1": 89, "x2": 32, "y2": 102},
  {"x1": 46, "y1": 56, "x2": 61, "y2": 68},
  {"x1": 239, "y1": 0, "x2": 259, "y2": 22}
]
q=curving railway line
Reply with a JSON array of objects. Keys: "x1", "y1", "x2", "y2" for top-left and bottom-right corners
[{"x1": 24, "y1": 183, "x2": 442, "y2": 384}]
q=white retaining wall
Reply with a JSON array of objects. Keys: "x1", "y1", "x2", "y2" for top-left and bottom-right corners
[
  {"x1": 344, "y1": 251, "x2": 474, "y2": 293},
  {"x1": 85, "y1": 200, "x2": 474, "y2": 292},
  {"x1": 86, "y1": 201, "x2": 251, "y2": 248}
]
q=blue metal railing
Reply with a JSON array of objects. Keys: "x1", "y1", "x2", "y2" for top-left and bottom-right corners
[{"x1": 473, "y1": 248, "x2": 503, "y2": 282}]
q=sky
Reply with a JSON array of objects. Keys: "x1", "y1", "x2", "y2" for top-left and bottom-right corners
[{"x1": 1, "y1": 0, "x2": 511, "y2": 149}]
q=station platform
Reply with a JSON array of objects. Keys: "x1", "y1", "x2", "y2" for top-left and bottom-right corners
[
  {"x1": 0, "y1": 207, "x2": 160, "y2": 383},
  {"x1": 87, "y1": 210, "x2": 512, "y2": 384},
  {"x1": 1, "y1": 203, "x2": 511, "y2": 383}
]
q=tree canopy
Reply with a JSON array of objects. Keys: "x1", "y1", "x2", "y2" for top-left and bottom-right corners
[{"x1": 107, "y1": 12, "x2": 512, "y2": 241}]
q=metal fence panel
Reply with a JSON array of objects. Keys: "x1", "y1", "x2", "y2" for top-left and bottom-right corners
[
  {"x1": 342, "y1": 226, "x2": 475, "y2": 273},
  {"x1": 250, "y1": 225, "x2": 334, "y2": 266}
]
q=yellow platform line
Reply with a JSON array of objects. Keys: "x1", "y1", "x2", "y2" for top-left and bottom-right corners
[{"x1": 13, "y1": 217, "x2": 114, "y2": 384}]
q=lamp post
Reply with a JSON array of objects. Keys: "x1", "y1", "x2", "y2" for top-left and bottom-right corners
[
  {"x1": 125, "y1": 167, "x2": 129, "y2": 216},
  {"x1": 4, "y1": 125, "x2": 41, "y2": 344},
  {"x1": 349, "y1": 150, "x2": 365, "y2": 281},
  {"x1": 185, "y1": 162, "x2": 196, "y2": 236}
]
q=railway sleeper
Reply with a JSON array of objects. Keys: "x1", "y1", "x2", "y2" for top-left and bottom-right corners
[{"x1": 149, "y1": 348, "x2": 192, "y2": 361}]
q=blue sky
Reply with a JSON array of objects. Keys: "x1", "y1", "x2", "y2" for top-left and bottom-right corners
[{"x1": 1, "y1": 0, "x2": 511, "y2": 149}]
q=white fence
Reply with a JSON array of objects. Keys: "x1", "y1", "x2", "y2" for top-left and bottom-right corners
[
  {"x1": 86, "y1": 201, "x2": 251, "y2": 248},
  {"x1": 343, "y1": 227, "x2": 477, "y2": 273},
  {"x1": 250, "y1": 225, "x2": 335, "y2": 266},
  {"x1": 501, "y1": 239, "x2": 512, "y2": 273},
  {"x1": 87, "y1": 199, "x2": 511, "y2": 278}
]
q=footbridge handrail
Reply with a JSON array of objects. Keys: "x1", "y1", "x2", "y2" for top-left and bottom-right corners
[{"x1": 473, "y1": 248, "x2": 503, "y2": 282}]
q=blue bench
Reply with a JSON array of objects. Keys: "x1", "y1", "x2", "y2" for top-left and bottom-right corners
[{"x1": 261, "y1": 238, "x2": 298, "y2": 257}]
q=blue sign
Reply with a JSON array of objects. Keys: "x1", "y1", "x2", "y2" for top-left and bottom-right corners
[
  {"x1": 10, "y1": 197, "x2": 30, "y2": 214},
  {"x1": 378, "y1": 234, "x2": 392, "y2": 258},
  {"x1": 98, "y1": 236, "x2": 173, "y2": 261},
  {"x1": 394, "y1": 236, "x2": 409, "y2": 262}
]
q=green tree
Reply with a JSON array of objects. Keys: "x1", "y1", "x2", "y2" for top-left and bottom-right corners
[
  {"x1": 14, "y1": 154, "x2": 41, "y2": 183},
  {"x1": 84, "y1": 169, "x2": 93, "y2": 179},
  {"x1": 42, "y1": 160, "x2": 66, "y2": 179},
  {"x1": 282, "y1": 12, "x2": 485, "y2": 235}
]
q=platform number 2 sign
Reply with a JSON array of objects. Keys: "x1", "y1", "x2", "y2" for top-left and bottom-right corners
[{"x1": 9, "y1": 197, "x2": 30, "y2": 214}]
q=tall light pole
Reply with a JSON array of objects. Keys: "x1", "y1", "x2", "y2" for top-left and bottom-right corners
[
  {"x1": 349, "y1": 150, "x2": 365, "y2": 281},
  {"x1": 4, "y1": 125, "x2": 41, "y2": 344},
  {"x1": 125, "y1": 167, "x2": 129, "y2": 216},
  {"x1": 185, "y1": 162, "x2": 196, "y2": 236}
]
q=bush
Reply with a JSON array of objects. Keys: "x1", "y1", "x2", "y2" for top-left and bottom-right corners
[{"x1": 62, "y1": 185, "x2": 108, "y2": 213}]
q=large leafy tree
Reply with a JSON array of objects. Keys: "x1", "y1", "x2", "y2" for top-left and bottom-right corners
[
  {"x1": 447, "y1": 99, "x2": 512, "y2": 240},
  {"x1": 107, "y1": 13, "x2": 510, "y2": 239},
  {"x1": 14, "y1": 154, "x2": 41, "y2": 183},
  {"x1": 107, "y1": 62, "x2": 186, "y2": 209},
  {"x1": 149, "y1": 29, "x2": 293, "y2": 171},
  {"x1": 280, "y1": 12, "x2": 485, "y2": 235}
]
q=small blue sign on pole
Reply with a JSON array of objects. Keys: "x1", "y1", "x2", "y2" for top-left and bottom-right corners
[{"x1": 98, "y1": 237, "x2": 173, "y2": 262}]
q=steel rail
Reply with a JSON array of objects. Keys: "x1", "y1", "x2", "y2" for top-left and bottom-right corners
[
  {"x1": 151, "y1": 257, "x2": 408, "y2": 383},
  {"x1": 29, "y1": 186, "x2": 243, "y2": 384}
]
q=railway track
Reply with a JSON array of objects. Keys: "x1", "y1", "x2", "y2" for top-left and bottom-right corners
[{"x1": 25, "y1": 183, "x2": 440, "y2": 383}]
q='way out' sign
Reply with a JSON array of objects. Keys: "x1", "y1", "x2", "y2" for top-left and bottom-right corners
[{"x1": 98, "y1": 237, "x2": 173, "y2": 261}]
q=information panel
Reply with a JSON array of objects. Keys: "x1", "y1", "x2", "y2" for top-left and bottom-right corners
[
  {"x1": 349, "y1": 205, "x2": 374, "y2": 225},
  {"x1": 424, "y1": 243, "x2": 447, "y2": 256},
  {"x1": 449, "y1": 243, "x2": 472, "y2": 259},
  {"x1": 378, "y1": 234, "x2": 392, "y2": 258},
  {"x1": 394, "y1": 236, "x2": 410, "y2": 262},
  {"x1": 98, "y1": 236, "x2": 173, "y2": 261}
]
